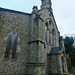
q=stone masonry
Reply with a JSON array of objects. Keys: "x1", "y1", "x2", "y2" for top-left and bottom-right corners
[{"x1": 0, "y1": 0, "x2": 68, "y2": 75}]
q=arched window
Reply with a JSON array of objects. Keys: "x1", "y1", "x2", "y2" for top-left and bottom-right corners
[
  {"x1": 51, "y1": 28, "x2": 56, "y2": 46},
  {"x1": 12, "y1": 35, "x2": 18, "y2": 59},
  {"x1": 45, "y1": 21, "x2": 51, "y2": 43},
  {"x1": 52, "y1": 28, "x2": 55, "y2": 45},
  {"x1": 5, "y1": 35, "x2": 12, "y2": 58},
  {"x1": 49, "y1": 21, "x2": 51, "y2": 43},
  {"x1": 45, "y1": 22, "x2": 48, "y2": 43},
  {"x1": 5, "y1": 31, "x2": 20, "y2": 59}
]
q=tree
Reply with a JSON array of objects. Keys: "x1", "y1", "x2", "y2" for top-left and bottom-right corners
[
  {"x1": 64, "y1": 36, "x2": 75, "y2": 66},
  {"x1": 64, "y1": 36, "x2": 74, "y2": 53}
]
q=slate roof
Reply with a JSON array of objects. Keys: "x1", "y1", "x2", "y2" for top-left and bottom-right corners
[{"x1": 0, "y1": 7, "x2": 31, "y2": 15}]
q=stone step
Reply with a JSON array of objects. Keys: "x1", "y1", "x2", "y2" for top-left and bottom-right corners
[
  {"x1": 48, "y1": 73, "x2": 72, "y2": 75},
  {"x1": 0, "y1": 73, "x2": 73, "y2": 75}
]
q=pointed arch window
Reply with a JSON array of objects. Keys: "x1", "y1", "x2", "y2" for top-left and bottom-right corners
[
  {"x1": 52, "y1": 28, "x2": 56, "y2": 46},
  {"x1": 5, "y1": 35, "x2": 12, "y2": 58},
  {"x1": 45, "y1": 22, "x2": 51, "y2": 43},
  {"x1": 5, "y1": 31, "x2": 20, "y2": 59},
  {"x1": 49, "y1": 21, "x2": 51, "y2": 43}
]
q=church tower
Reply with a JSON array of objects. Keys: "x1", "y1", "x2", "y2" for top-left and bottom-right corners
[{"x1": 41, "y1": 0, "x2": 52, "y2": 10}]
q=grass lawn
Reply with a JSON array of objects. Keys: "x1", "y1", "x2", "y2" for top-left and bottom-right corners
[
  {"x1": 72, "y1": 67, "x2": 75, "y2": 70},
  {"x1": 72, "y1": 67, "x2": 75, "y2": 75}
]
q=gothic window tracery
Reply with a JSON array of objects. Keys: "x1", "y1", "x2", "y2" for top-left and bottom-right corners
[
  {"x1": 5, "y1": 31, "x2": 20, "y2": 59},
  {"x1": 45, "y1": 21, "x2": 51, "y2": 44}
]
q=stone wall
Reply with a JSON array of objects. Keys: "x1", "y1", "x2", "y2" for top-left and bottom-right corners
[
  {"x1": 38, "y1": 9, "x2": 59, "y2": 53},
  {"x1": 0, "y1": 5, "x2": 66, "y2": 74},
  {"x1": 38, "y1": 9, "x2": 61, "y2": 74},
  {"x1": 47, "y1": 54, "x2": 62, "y2": 74},
  {"x1": 0, "y1": 9, "x2": 30, "y2": 74},
  {"x1": 26, "y1": 13, "x2": 46, "y2": 74}
]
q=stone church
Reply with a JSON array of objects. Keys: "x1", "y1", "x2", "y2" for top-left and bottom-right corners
[{"x1": 0, "y1": 0, "x2": 68, "y2": 75}]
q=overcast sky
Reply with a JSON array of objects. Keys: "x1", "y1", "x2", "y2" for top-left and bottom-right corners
[{"x1": 0, "y1": 0, "x2": 75, "y2": 36}]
